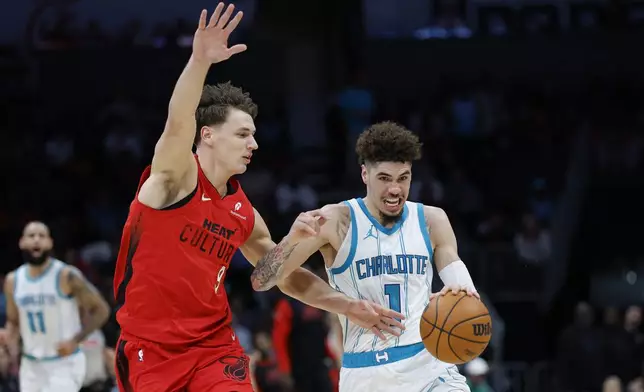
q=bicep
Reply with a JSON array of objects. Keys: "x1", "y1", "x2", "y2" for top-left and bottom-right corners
[
  {"x1": 66, "y1": 268, "x2": 109, "y2": 311},
  {"x1": 150, "y1": 125, "x2": 197, "y2": 177},
  {"x1": 240, "y1": 209, "x2": 275, "y2": 265},
  {"x1": 3, "y1": 275, "x2": 18, "y2": 324},
  {"x1": 427, "y1": 207, "x2": 460, "y2": 272},
  {"x1": 240, "y1": 236, "x2": 275, "y2": 266},
  {"x1": 145, "y1": 123, "x2": 199, "y2": 204}
]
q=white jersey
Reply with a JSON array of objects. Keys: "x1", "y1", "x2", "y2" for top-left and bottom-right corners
[
  {"x1": 14, "y1": 259, "x2": 82, "y2": 360},
  {"x1": 326, "y1": 198, "x2": 433, "y2": 357},
  {"x1": 81, "y1": 329, "x2": 108, "y2": 386}
]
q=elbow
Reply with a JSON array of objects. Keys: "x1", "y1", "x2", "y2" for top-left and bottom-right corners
[
  {"x1": 250, "y1": 273, "x2": 267, "y2": 291},
  {"x1": 250, "y1": 276, "x2": 275, "y2": 292},
  {"x1": 250, "y1": 262, "x2": 284, "y2": 292},
  {"x1": 98, "y1": 302, "x2": 111, "y2": 326},
  {"x1": 250, "y1": 277, "x2": 264, "y2": 291}
]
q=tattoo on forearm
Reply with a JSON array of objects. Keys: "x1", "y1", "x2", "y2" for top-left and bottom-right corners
[
  {"x1": 68, "y1": 270, "x2": 110, "y2": 343},
  {"x1": 251, "y1": 241, "x2": 297, "y2": 291}
]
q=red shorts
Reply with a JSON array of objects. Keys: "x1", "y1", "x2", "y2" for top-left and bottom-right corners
[{"x1": 115, "y1": 329, "x2": 252, "y2": 392}]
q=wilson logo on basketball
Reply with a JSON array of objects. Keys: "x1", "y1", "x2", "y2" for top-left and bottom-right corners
[{"x1": 472, "y1": 323, "x2": 491, "y2": 337}]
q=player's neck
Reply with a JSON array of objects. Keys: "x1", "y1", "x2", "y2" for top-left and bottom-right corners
[
  {"x1": 362, "y1": 197, "x2": 391, "y2": 228},
  {"x1": 196, "y1": 151, "x2": 232, "y2": 197},
  {"x1": 26, "y1": 258, "x2": 52, "y2": 278}
]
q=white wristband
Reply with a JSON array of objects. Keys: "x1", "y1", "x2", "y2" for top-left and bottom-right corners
[{"x1": 438, "y1": 260, "x2": 476, "y2": 292}]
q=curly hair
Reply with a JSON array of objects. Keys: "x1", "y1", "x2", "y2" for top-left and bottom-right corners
[
  {"x1": 195, "y1": 82, "x2": 258, "y2": 145},
  {"x1": 355, "y1": 121, "x2": 422, "y2": 165}
]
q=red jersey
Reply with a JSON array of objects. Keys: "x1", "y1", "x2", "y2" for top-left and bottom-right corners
[{"x1": 113, "y1": 157, "x2": 255, "y2": 347}]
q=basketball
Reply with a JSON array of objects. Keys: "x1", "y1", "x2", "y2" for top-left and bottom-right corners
[{"x1": 420, "y1": 291, "x2": 492, "y2": 364}]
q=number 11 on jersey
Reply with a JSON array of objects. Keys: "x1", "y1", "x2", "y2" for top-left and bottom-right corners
[
  {"x1": 384, "y1": 284, "x2": 402, "y2": 321},
  {"x1": 27, "y1": 311, "x2": 46, "y2": 334}
]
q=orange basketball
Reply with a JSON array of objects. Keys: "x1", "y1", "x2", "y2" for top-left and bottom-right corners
[{"x1": 420, "y1": 291, "x2": 492, "y2": 364}]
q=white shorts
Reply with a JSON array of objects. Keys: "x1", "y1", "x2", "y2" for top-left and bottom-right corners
[
  {"x1": 339, "y1": 343, "x2": 470, "y2": 392},
  {"x1": 20, "y1": 351, "x2": 87, "y2": 392}
]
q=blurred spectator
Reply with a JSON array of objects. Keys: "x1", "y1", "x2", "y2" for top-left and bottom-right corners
[
  {"x1": 409, "y1": 163, "x2": 444, "y2": 205},
  {"x1": 604, "y1": 375, "x2": 623, "y2": 392},
  {"x1": 251, "y1": 331, "x2": 282, "y2": 392},
  {"x1": 80, "y1": 329, "x2": 115, "y2": 392},
  {"x1": 334, "y1": 71, "x2": 375, "y2": 178},
  {"x1": 623, "y1": 306, "x2": 644, "y2": 382},
  {"x1": 272, "y1": 296, "x2": 334, "y2": 392},
  {"x1": 275, "y1": 169, "x2": 318, "y2": 215},
  {"x1": 514, "y1": 213, "x2": 551, "y2": 263},
  {"x1": 477, "y1": 211, "x2": 514, "y2": 244},
  {"x1": 0, "y1": 346, "x2": 18, "y2": 392},
  {"x1": 601, "y1": 307, "x2": 635, "y2": 384},
  {"x1": 556, "y1": 302, "x2": 605, "y2": 392},
  {"x1": 232, "y1": 315, "x2": 254, "y2": 355},
  {"x1": 464, "y1": 358, "x2": 494, "y2": 392}
]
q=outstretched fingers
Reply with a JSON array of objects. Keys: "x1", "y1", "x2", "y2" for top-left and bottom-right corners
[
  {"x1": 208, "y1": 3, "x2": 226, "y2": 27},
  {"x1": 215, "y1": 3, "x2": 236, "y2": 29},
  {"x1": 224, "y1": 10, "x2": 244, "y2": 35},
  {"x1": 198, "y1": 9, "x2": 208, "y2": 30}
]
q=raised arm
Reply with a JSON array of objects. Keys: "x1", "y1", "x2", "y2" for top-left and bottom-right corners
[
  {"x1": 138, "y1": 3, "x2": 247, "y2": 209},
  {"x1": 242, "y1": 208, "x2": 405, "y2": 338},
  {"x1": 425, "y1": 206, "x2": 478, "y2": 297}
]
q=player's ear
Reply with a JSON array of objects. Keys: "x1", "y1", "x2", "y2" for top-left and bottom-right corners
[
  {"x1": 18, "y1": 236, "x2": 25, "y2": 250},
  {"x1": 200, "y1": 126, "x2": 214, "y2": 146},
  {"x1": 361, "y1": 165, "x2": 368, "y2": 185}
]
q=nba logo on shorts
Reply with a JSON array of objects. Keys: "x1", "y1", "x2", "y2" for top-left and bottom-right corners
[{"x1": 234, "y1": 202, "x2": 242, "y2": 211}]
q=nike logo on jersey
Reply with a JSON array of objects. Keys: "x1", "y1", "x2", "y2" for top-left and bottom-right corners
[
  {"x1": 202, "y1": 194, "x2": 211, "y2": 201},
  {"x1": 232, "y1": 332, "x2": 236, "y2": 341},
  {"x1": 356, "y1": 254, "x2": 429, "y2": 280}
]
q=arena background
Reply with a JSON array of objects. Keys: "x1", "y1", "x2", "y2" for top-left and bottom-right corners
[{"x1": 1, "y1": 0, "x2": 644, "y2": 391}]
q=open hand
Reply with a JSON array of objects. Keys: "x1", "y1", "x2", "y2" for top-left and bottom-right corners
[
  {"x1": 193, "y1": 2, "x2": 247, "y2": 64},
  {"x1": 345, "y1": 299, "x2": 406, "y2": 340},
  {"x1": 429, "y1": 285, "x2": 480, "y2": 302}
]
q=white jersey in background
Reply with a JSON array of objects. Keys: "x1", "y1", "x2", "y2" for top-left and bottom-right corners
[
  {"x1": 14, "y1": 259, "x2": 86, "y2": 392},
  {"x1": 82, "y1": 329, "x2": 109, "y2": 387},
  {"x1": 326, "y1": 198, "x2": 470, "y2": 392}
]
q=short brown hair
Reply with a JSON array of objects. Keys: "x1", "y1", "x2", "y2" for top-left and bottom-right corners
[
  {"x1": 195, "y1": 82, "x2": 258, "y2": 145},
  {"x1": 355, "y1": 121, "x2": 422, "y2": 165}
]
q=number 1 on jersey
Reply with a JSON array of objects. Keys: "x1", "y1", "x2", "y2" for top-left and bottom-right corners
[
  {"x1": 27, "y1": 311, "x2": 46, "y2": 334},
  {"x1": 384, "y1": 284, "x2": 402, "y2": 321}
]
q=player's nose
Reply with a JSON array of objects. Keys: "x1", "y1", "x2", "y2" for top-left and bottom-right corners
[{"x1": 248, "y1": 136, "x2": 258, "y2": 150}]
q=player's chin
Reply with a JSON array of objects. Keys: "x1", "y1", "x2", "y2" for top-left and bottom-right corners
[{"x1": 233, "y1": 163, "x2": 249, "y2": 175}]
